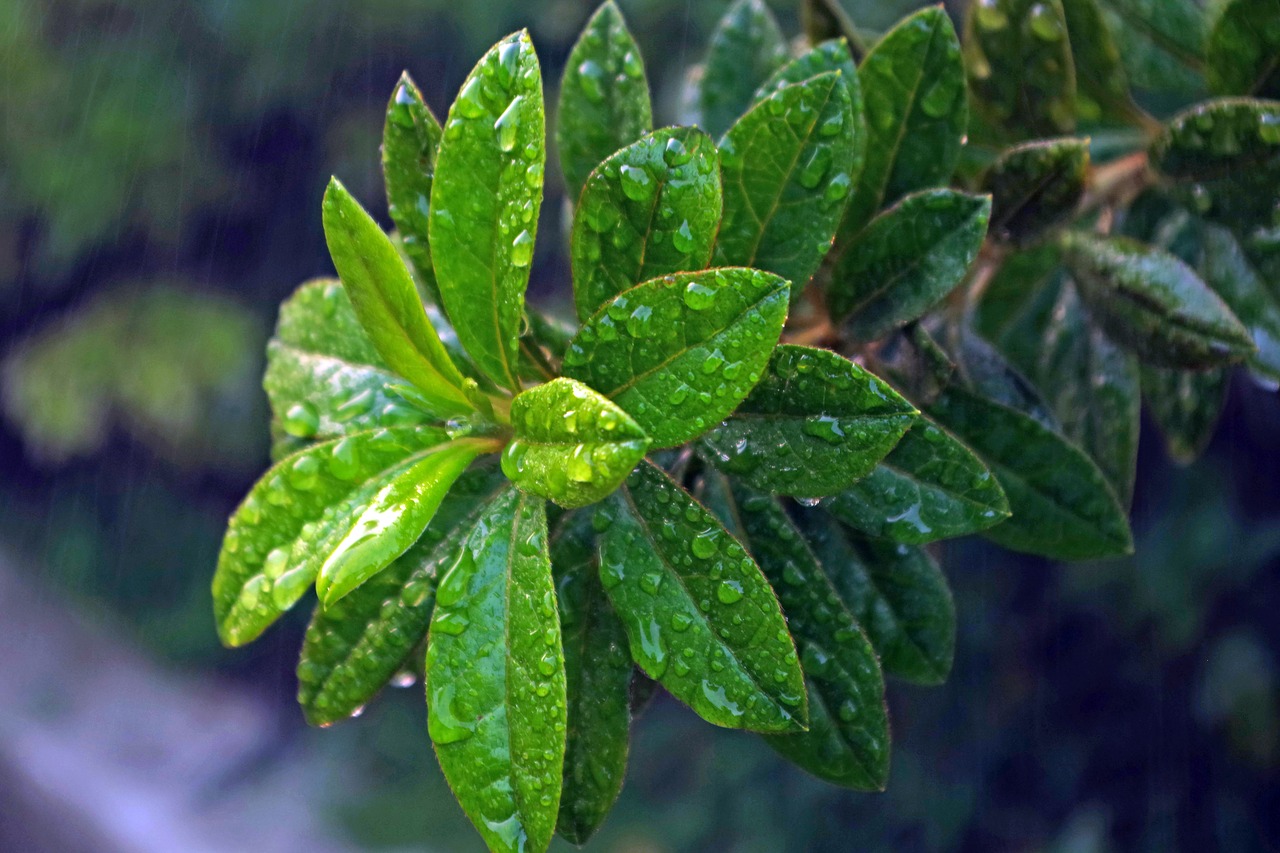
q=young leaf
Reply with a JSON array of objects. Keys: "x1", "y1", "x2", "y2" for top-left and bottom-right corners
[
  {"x1": 928, "y1": 385, "x2": 1133, "y2": 560},
  {"x1": 322, "y1": 179, "x2": 473, "y2": 415},
  {"x1": 699, "y1": 0, "x2": 789, "y2": 138},
  {"x1": 598, "y1": 461, "x2": 807, "y2": 733},
  {"x1": 212, "y1": 426, "x2": 449, "y2": 647},
  {"x1": 316, "y1": 437, "x2": 497, "y2": 605},
  {"x1": 829, "y1": 190, "x2": 991, "y2": 341},
  {"x1": 1095, "y1": 0, "x2": 1205, "y2": 94},
  {"x1": 552, "y1": 512, "x2": 632, "y2": 844},
  {"x1": 571, "y1": 127, "x2": 721, "y2": 322},
  {"x1": 503, "y1": 378, "x2": 650, "y2": 509},
  {"x1": 801, "y1": 0, "x2": 867, "y2": 60},
  {"x1": 383, "y1": 73, "x2": 443, "y2": 305},
  {"x1": 704, "y1": 477, "x2": 888, "y2": 790},
  {"x1": 840, "y1": 6, "x2": 967, "y2": 240},
  {"x1": 754, "y1": 38, "x2": 860, "y2": 105},
  {"x1": 984, "y1": 138, "x2": 1089, "y2": 246},
  {"x1": 430, "y1": 31, "x2": 545, "y2": 391},
  {"x1": 426, "y1": 489, "x2": 565, "y2": 853},
  {"x1": 1199, "y1": 223, "x2": 1280, "y2": 385},
  {"x1": 297, "y1": 465, "x2": 507, "y2": 726},
  {"x1": 1060, "y1": 0, "x2": 1137, "y2": 123},
  {"x1": 715, "y1": 71, "x2": 859, "y2": 299},
  {"x1": 562, "y1": 268, "x2": 790, "y2": 448},
  {"x1": 1060, "y1": 232, "x2": 1255, "y2": 369},
  {"x1": 1206, "y1": 0, "x2": 1280, "y2": 98},
  {"x1": 1142, "y1": 364, "x2": 1230, "y2": 464},
  {"x1": 964, "y1": 0, "x2": 1077, "y2": 136},
  {"x1": 700, "y1": 345, "x2": 917, "y2": 497},
  {"x1": 556, "y1": 1, "x2": 653, "y2": 203},
  {"x1": 822, "y1": 416, "x2": 1011, "y2": 544},
  {"x1": 796, "y1": 509, "x2": 956, "y2": 685}
]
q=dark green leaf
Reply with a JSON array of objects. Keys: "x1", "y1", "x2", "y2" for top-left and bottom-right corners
[
  {"x1": 503, "y1": 378, "x2": 650, "y2": 509},
  {"x1": 212, "y1": 426, "x2": 449, "y2": 646},
  {"x1": 796, "y1": 509, "x2": 956, "y2": 685},
  {"x1": 700, "y1": 345, "x2": 916, "y2": 497},
  {"x1": 1095, "y1": 0, "x2": 1205, "y2": 94},
  {"x1": 598, "y1": 461, "x2": 807, "y2": 732},
  {"x1": 953, "y1": 327, "x2": 1059, "y2": 429},
  {"x1": 1061, "y1": 231, "x2": 1255, "y2": 369},
  {"x1": 552, "y1": 512, "x2": 632, "y2": 844},
  {"x1": 1141, "y1": 364, "x2": 1230, "y2": 464},
  {"x1": 322, "y1": 179, "x2": 472, "y2": 416},
  {"x1": 383, "y1": 73, "x2": 443, "y2": 305},
  {"x1": 801, "y1": 0, "x2": 867, "y2": 60},
  {"x1": 571, "y1": 128, "x2": 721, "y2": 322},
  {"x1": 1207, "y1": 0, "x2": 1280, "y2": 98},
  {"x1": 1199, "y1": 223, "x2": 1280, "y2": 384},
  {"x1": 822, "y1": 416, "x2": 1010, "y2": 544},
  {"x1": 1060, "y1": 0, "x2": 1138, "y2": 123},
  {"x1": 830, "y1": 189, "x2": 991, "y2": 340},
  {"x1": 716, "y1": 71, "x2": 859, "y2": 299},
  {"x1": 699, "y1": 0, "x2": 789, "y2": 138},
  {"x1": 972, "y1": 244, "x2": 1063, "y2": 357},
  {"x1": 556, "y1": 1, "x2": 653, "y2": 202},
  {"x1": 430, "y1": 31, "x2": 545, "y2": 391},
  {"x1": 754, "y1": 38, "x2": 859, "y2": 103},
  {"x1": 296, "y1": 465, "x2": 506, "y2": 726},
  {"x1": 928, "y1": 385, "x2": 1133, "y2": 560},
  {"x1": 426, "y1": 489, "x2": 564, "y2": 853},
  {"x1": 840, "y1": 6, "x2": 967, "y2": 240},
  {"x1": 984, "y1": 138, "x2": 1089, "y2": 246},
  {"x1": 562, "y1": 268, "x2": 790, "y2": 448},
  {"x1": 964, "y1": 0, "x2": 1077, "y2": 136}
]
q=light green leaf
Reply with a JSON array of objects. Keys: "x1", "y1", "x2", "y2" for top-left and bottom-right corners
[
  {"x1": 716, "y1": 71, "x2": 859, "y2": 298},
  {"x1": 700, "y1": 345, "x2": 916, "y2": 497},
  {"x1": 984, "y1": 138, "x2": 1089, "y2": 247},
  {"x1": 822, "y1": 416, "x2": 1010, "y2": 544},
  {"x1": 321, "y1": 179, "x2": 472, "y2": 415},
  {"x1": 801, "y1": 0, "x2": 867, "y2": 60},
  {"x1": 1061, "y1": 231, "x2": 1255, "y2": 369},
  {"x1": 1141, "y1": 364, "x2": 1230, "y2": 464},
  {"x1": 1207, "y1": 0, "x2": 1280, "y2": 98},
  {"x1": 598, "y1": 461, "x2": 807, "y2": 732},
  {"x1": 571, "y1": 127, "x2": 722, "y2": 322},
  {"x1": 383, "y1": 73, "x2": 443, "y2": 305},
  {"x1": 212, "y1": 426, "x2": 449, "y2": 647},
  {"x1": 562, "y1": 268, "x2": 790, "y2": 448},
  {"x1": 699, "y1": 0, "x2": 789, "y2": 138},
  {"x1": 430, "y1": 31, "x2": 545, "y2": 391},
  {"x1": 830, "y1": 189, "x2": 991, "y2": 341},
  {"x1": 426, "y1": 489, "x2": 564, "y2": 853},
  {"x1": 503, "y1": 378, "x2": 649, "y2": 509}
]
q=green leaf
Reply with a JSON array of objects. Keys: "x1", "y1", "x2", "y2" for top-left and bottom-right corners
[
  {"x1": 562, "y1": 268, "x2": 790, "y2": 448},
  {"x1": 551, "y1": 512, "x2": 632, "y2": 844},
  {"x1": 296, "y1": 465, "x2": 507, "y2": 726},
  {"x1": 1141, "y1": 364, "x2": 1230, "y2": 464},
  {"x1": 830, "y1": 189, "x2": 991, "y2": 341},
  {"x1": 503, "y1": 378, "x2": 650, "y2": 509},
  {"x1": 1199, "y1": 223, "x2": 1280, "y2": 385},
  {"x1": 754, "y1": 38, "x2": 859, "y2": 103},
  {"x1": 927, "y1": 385, "x2": 1133, "y2": 560},
  {"x1": 801, "y1": 0, "x2": 867, "y2": 60},
  {"x1": 426, "y1": 489, "x2": 564, "y2": 853},
  {"x1": 1207, "y1": 0, "x2": 1280, "y2": 98},
  {"x1": 716, "y1": 71, "x2": 859, "y2": 299},
  {"x1": 430, "y1": 31, "x2": 545, "y2": 391},
  {"x1": 212, "y1": 426, "x2": 449, "y2": 647},
  {"x1": 1095, "y1": 0, "x2": 1205, "y2": 94},
  {"x1": 700, "y1": 345, "x2": 917, "y2": 497},
  {"x1": 984, "y1": 138, "x2": 1089, "y2": 247},
  {"x1": 699, "y1": 0, "x2": 789, "y2": 138},
  {"x1": 383, "y1": 73, "x2": 443, "y2": 305},
  {"x1": 316, "y1": 437, "x2": 496, "y2": 605},
  {"x1": 972, "y1": 244, "x2": 1063, "y2": 357},
  {"x1": 953, "y1": 326, "x2": 1059, "y2": 429},
  {"x1": 964, "y1": 0, "x2": 1077, "y2": 136},
  {"x1": 822, "y1": 416, "x2": 1011, "y2": 544},
  {"x1": 322, "y1": 179, "x2": 473, "y2": 416},
  {"x1": 1060, "y1": 231, "x2": 1255, "y2": 369},
  {"x1": 598, "y1": 461, "x2": 807, "y2": 732},
  {"x1": 796, "y1": 509, "x2": 956, "y2": 684},
  {"x1": 556, "y1": 1, "x2": 653, "y2": 203},
  {"x1": 1060, "y1": 0, "x2": 1138, "y2": 123},
  {"x1": 840, "y1": 6, "x2": 967, "y2": 241},
  {"x1": 703, "y1": 476, "x2": 888, "y2": 790},
  {"x1": 571, "y1": 128, "x2": 722, "y2": 322}
]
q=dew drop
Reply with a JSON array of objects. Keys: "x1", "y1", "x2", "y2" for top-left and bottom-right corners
[
  {"x1": 494, "y1": 96, "x2": 523, "y2": 152},
  {"x1": 511, "y1": 229, "x2": 534, "y2": 267},
  {"x1": 619, "y1": 164, "x2": 653, "y2": 201},
  {"x1": 282, "y1": 402, "x2": 319, "y2": 438}
]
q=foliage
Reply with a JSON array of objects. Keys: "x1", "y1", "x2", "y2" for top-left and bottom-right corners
[{"x1": 210, "y1": 0, "x2": 1280, "y2": 850}]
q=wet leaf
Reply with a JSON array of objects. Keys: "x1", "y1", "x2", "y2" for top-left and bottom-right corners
[
  {"x1": 571, "y1": 128, "x2": 721, "y2": 322},
  {"x1": 598, "y1": 461, "x2": 807, "y2": 732},
  {"x1": 700, "y1": 345, "x2": 916, "y2": 497},
  {"x1": 556, "y1": 1, "x2": 653, "y2": 203},
  {"x1": 984, "y1": 138, "x2": 1089, "y2": 246},
  {"x1": 1096, "y1": 0, "x2": 1205, "y2": 94},
  {"x1": 830, "y1": 189, "x2": 991, "y2": 341},
  {"x1": 503, "y1": 378, "x2": 649, "y2": 509},
  {"x1": 801, "y1": 0, "x2": 867, "y2": 60},
  {"x1": 1199, "y1": 223, "x2": 1280, "y2": 385},
  {"x1": 562, "y1": 268, "x2": 790, "y2": 448},
  {"x1": 699, "y1": 0, "x2": 789, "y2": 138},
  {"x1": 1060, "y1": 0, "x2": 1137, "y2": 123},
  {"x1": 430, "y1": 31, "x2": 545, "y2": 391},
  {"x1": 754, "y1": 38, "x2": 860, "y2": 104},
  {"x1": 426, "y1": 489, "x2": 564, "y2": 853},
  {"x1": 1207, "y1": 0, "x2": 1280, "y2": 98},
  {"x1": 1141, "y1": 364, "x2": 1231, "y2": 464},
  {"x1": 383, "y1": 73, "x2": 443, "y2": 305},
  {"x1": 953, "y1": 326, "x2": 1059, "y2": 429}
]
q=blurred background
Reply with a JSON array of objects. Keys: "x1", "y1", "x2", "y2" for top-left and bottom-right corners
[{"x1": 1, "y1": 0, "x2": 1278, "y2": 850}]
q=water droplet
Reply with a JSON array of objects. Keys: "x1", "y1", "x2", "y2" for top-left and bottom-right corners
[
  {"x1": 670, "y1": 612, "x2": 694, "y2": 632},
  {"x1": 428, "y1": 683, "x2": 475, "y2": 744},
  {"x1": 691, "y1": 530, "x2": 718, "y2": 559},
  {"x1": 663, "y1": 136, "x2": 691, "y2": 167},
  {"x1": 622, "y1": 50, "x2": 644, "y2": 79},
  {"x1": 567, "y1": 444, "x2": 595, "y2": 482},
  {"x1": 619, "y1": 164, "x2": 653, "y2": 201},
  {"x1": 577, "y1": 59, "x2": 606, "y2": 103},
  {"x1": 798, "y1": 147, "x2": 831, "y2": 189},
  {"x1": 494, "y1": 96, "x2": 522, "y2": 152},
  {"x1": 640, "y1": 572, "x2": 663, "y2": 594},
  {"x1": 975, "y1": 0, "x2": 1008, "y2": 31},
  {"x1": 717, "y1": 580, "x2": 744, "y2": 604},
  {"x1": 683, "y1": 281, "x2": 717, "y2": 310},
  {"x1": 824, "y1": 172, "x2": 852, "y2": 204},
  {"x1": 497, "y1": 41, "x2": 522, "y2": 85},
  {"x1": 511, "y1": 229, "x2": 534, "y2": 267},
  {"x1": 282, "y1": 402, "x2": 319, "y2": 438},
  {"x1": 626, "y1": 305, "x2": 653, "y2": 336},
  {"x1": 803, "y1": 415, "x2": 846, "y2": 445},
  {"x1": 457, "y1": 77, "x2": 486, "y2": 119},
  {"x1": 636, "y1": 619, "x2": 667, "y2": 677},
  {"x1": 672, "y1": 219, "x2": 696, "y2": 253},
  {"x1": 920, "y1": 77, "x2": 959, "y2": 119},
  {"x1": 1026, "y1": 3, "x2": 1063, "y2": 41},
  {"x1": 433, "y1": 610, "x2": 470, "y2": 635},
  {"x1": 263, "y1": 547, "x2": 289, "y2": 580}
]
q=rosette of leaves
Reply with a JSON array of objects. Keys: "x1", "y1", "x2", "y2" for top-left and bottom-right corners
[{"x1": 213, "y1": 1, "x2": 1279, "y2": 850}]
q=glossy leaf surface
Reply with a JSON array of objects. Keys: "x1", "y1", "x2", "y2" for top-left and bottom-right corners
[
  {"x1": 1199, "y1": 224, "x2": 1280, "y2": 385},
  {"x1": 1207, "y1": 0, "x2": 1280, "y2": 98},
  {"x1": 984, "y1": 138, "x2": 1088, "y2": 246},
  {"x1": 699, "y1": 0, "x2": 789, "y2": 138},
  {"x1": 1097, "y1": 0, "x2": 1205, "y2": 94},
  {"x1": 755, "y1": 39, "x2": 859, "y2": 104},
  {"x1": 383, "y1": 73, "x2": 443, "y2": 304}
]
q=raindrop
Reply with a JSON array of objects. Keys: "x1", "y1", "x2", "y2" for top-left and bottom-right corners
[
  {"x1": 511, "y1": 229, "x2": 534, "y2": 267},
  {"x1": 282, "y1": 402, "x2": 319, "y2": 438},
  {"x1": 494, "y1": 97, "x2": 523, "y2": 152},
  {"x1": 619, "y1": 164, "x2": 653, "y2": 201}
]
